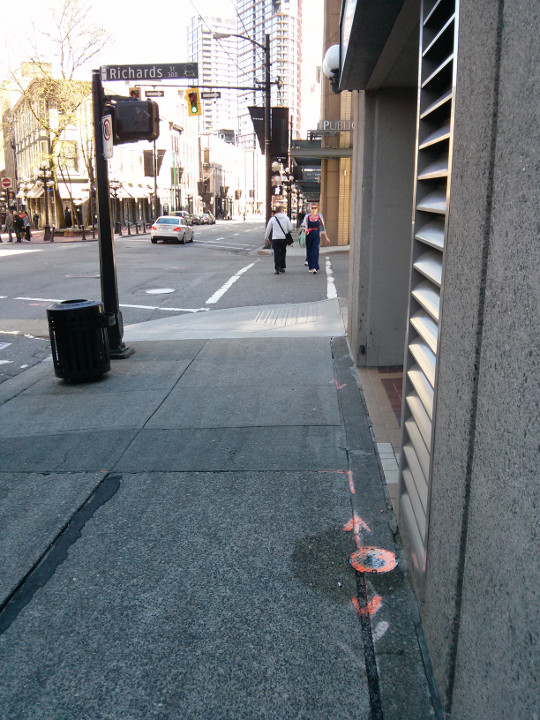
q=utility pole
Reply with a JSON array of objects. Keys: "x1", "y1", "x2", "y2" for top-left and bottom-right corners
[{"x1": 264, "y1": 33, "x2": 272, "y2": 226}]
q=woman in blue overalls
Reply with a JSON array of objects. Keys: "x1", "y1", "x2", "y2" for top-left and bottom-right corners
[{"x1": 302, "y1": 203, "x2": 330, "y2": 274}]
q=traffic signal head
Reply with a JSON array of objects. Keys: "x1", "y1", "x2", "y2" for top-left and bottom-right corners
[
  {"x1": 186, "y1": 88, "x2": 201, "y2": 116},
  {"x1": 108, "y1": 99, "x2": 160, "y2": 144}
]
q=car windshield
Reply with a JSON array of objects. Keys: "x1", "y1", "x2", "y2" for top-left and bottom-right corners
[{"x1": 156, "y1": 217, "x2": 178, "y2": 224}]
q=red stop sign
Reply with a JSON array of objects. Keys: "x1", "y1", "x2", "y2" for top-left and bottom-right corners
[{"x1": 1, "y1": 177, "x2": 11, "y2": 189}]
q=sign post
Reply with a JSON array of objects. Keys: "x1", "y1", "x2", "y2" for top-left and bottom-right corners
[
  {"x1": 92, "y1": 69, "x2": 133, "y2": 359},
  {"x1": 92, "y1": 62, "x2": 198, "y2": 360}
]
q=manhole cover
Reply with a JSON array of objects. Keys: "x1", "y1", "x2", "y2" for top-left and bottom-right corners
[
  {"x1": 350, "y1": 547, "x2": 397, "y2": 574},
  {"x1": 145, "y1": 288, "x2": 175, "y2": 295}
]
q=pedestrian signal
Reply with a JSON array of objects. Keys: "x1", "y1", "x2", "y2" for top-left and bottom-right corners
[
  {"x1": 186, "y1": 88, "x2": 201, "y2": 116},
  {"x1": 106, "y1": 99, "x2": 160, "y2": 144}
]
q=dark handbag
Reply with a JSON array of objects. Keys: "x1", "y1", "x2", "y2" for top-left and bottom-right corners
[{"x1": 274, "y1": 216, "x2": 293, "y2": 245}]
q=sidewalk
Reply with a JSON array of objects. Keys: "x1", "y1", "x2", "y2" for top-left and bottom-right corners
[{"x1": 0, "y1": 302, "x2": 438, "y2": 719}]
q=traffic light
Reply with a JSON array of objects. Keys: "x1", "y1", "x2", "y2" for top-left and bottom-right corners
[
  {"x1": 186, "y1": 88, "x2": 201, "y2": 116},
  {"x1": 129, "y1": 87, "x2": 141, "y2": 99}
]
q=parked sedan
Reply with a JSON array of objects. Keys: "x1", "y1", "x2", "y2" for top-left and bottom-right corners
[
  {"x1": 171, "y1": 210, "x2": 192, "y2": 225},
  {"x1": 150, "y1": 216, "x2": 194, "y2": 244},
  {"x1": 190, "y1": 214, "x2": 201, "y2": 225},
  {"x1": 201, "y1": 213, "x2": 215, "y2": 225}
]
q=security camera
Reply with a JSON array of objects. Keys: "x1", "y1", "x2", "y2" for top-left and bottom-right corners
[{"x1": 322, "y1": 45, "x2": 341, "y2": 93}]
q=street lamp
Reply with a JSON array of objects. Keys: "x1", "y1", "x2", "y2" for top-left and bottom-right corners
[
  {"x1": 213, "y1": 31, "x2": 272, "y2": 226},
  {"x1": 283, "y1": 171, "x2": 294, "y2": 218},
  {"x1": 109, "y1": 179, "x2": 122, "y2": 233},
  {"x1": 37, "y1": 164, "x2": 54, "y2": 242}
]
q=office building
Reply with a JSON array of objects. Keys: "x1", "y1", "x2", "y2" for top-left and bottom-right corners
[
  {"x1": 236, "y1": 0, "x2": 302, "y2": 149},
  {"x1": 188, "y1": 14, "x2": 238, "y2": 138}
]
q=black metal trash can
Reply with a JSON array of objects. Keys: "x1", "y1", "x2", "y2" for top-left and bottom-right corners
[{"x1": 47, "y1": 299, "x2": 115, "y2": 381}]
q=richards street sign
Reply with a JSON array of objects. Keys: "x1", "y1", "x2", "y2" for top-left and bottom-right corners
[{"x1": 101, "y1": 63, "x2": 198, "y2": 82}]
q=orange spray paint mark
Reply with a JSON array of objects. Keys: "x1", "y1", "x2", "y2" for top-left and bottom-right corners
[
  {"x1": 350, "y1": 547, "x2": 398, "y2": 574},
  {"x1": 321, "y1": 469, "x2": 356, "y2": 494},
  {"x1": 343, "y1": 515, "x2": 372, "y2": 534},
  {"x1": 330, "y1": 379, "x2": 347, "y2": 390},
  {"x1": 352, "y1": 595, "x2": 383, "y2": 617},
  {"x1": 344, "y1": 516, "x2": 372, "y2": 550}
]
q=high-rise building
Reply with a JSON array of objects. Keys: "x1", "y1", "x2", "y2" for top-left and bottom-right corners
[
  {"x1": 188, "y1": 14, "x2": 238, "y2": 138},
  {"x1": 236, "y1": 0, "x2": 302, "y2": 149}
]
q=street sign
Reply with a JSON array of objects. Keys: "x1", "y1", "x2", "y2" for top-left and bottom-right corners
[
  {"x1": 200, "y1": 92, "x2": 221, "y2": 99},
  {"x1": 102, "y1": 115, "x2": 113, "y2": 159},
  {"x1": 1, "y1": 177, "x2": 12, "y2": 189},
  {"x1": 145, "y1": 90, "x2": 164, "y2": 97},
  {"x1": 100, "y1": 63, "x2": 198, "y2": 82}
]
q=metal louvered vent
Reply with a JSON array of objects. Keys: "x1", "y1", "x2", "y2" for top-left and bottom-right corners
[{"x1": 399, "y1": 0, "x2": 459, "y2": 572}]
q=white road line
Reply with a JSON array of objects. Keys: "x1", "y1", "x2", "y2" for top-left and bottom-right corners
[
  {"x1": 119, "y1": 304, "x2": 209, "y2": 313},
  {"x1": 9, "y1": 297, "x2": 209, "y2": 315},
  {"x1": 325, "y1": 257, "x2": 338, "y2": 299},
  {"x1": 0, "y1": 248, "x2": 43, "y2": 257},
  {"x1": 201, "y1": 239, "x2": 250, "y2": 247},
  {"x1": 205, "y1": 262, "x2": 256, "y2": 305},
  {"x1": 198, "y1": 242, "x2": 251, "y2": 250}
]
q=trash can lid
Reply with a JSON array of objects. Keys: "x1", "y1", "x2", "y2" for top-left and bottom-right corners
[{"x1": 47, "y1": 299, "x2": 102, "y2": 311}]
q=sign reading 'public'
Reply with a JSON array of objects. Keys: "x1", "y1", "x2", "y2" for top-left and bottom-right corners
[{"x1": 100, "y1": 63, "x2": 198, "y2": 82}]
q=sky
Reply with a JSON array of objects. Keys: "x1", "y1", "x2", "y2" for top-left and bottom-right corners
[{"x1": 1, "y1": 0, "x2": 323, "y2": 135}]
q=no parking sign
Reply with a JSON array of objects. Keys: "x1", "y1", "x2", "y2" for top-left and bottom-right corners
[{"x1": 102, "y1": 114, "x2": 113, "y2": 158}]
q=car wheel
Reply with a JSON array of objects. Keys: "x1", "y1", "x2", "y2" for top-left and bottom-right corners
[{"x1": 151, "y1": 238, "x2": 157, "y2": 243}]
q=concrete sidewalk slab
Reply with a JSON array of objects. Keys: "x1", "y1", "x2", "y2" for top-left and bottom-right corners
[
  {"x1": 0, "y1": 324, "x2": 437, "y2": 717},
  {"x1": 124, "y1": 298, "x2": 346, "y2": 341},
  {"x1": 0, "y1": 470, "x2": 369, "y2": 719}
]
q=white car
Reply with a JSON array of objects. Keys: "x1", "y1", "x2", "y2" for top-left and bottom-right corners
[{"x1": 150, "y1": 216, "x2": 194, "y2": 244}]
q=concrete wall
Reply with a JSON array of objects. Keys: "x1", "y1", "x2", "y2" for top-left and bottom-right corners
[
  {"x1": 418, "y1": 1, "x2": 540, "y2": 717},
  {"x1": 348, "y1": 88, "x2": 417, "y2": 367}
]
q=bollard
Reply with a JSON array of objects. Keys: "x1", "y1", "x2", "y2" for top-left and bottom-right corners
[{"x1": 115, "y1": 221, "x2": 122, "y2": 235}]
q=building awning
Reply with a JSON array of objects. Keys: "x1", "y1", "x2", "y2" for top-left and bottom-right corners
[
  {"x1": 58, "y1": 182, "x2": 90, "y2": 201},
  {"x1": 117, "y1": 185, "x2": 151, "y2": 200},
  {"x1": 27, "y1": 184, "x2": 44, "y2": 199}
]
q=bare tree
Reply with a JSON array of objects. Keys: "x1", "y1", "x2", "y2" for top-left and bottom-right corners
[
  {"x1": 32, "y1": 0, "x2": 108, "y2": 81},
  {"x1": 8, "y1": 0, "x2": 108, "y2": 227}
]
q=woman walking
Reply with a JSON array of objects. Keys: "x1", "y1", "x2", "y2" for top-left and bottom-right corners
[{"x1": 301, "y1": 203, "x2": 330, "y2": 274}]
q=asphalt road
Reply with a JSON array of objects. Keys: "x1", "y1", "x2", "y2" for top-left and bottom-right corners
[{"x1": 0, "y1": 219, "x2": 349, "y2": 383}]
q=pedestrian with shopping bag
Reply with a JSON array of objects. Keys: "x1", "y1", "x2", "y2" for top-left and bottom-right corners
[{"x1": 265, "y1": 205, "x2": 293, "y2": 275}]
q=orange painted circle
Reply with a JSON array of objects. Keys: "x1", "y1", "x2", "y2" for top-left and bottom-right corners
[{"x1": 350, "y1": 547, "x2": 397, "y2": 574}]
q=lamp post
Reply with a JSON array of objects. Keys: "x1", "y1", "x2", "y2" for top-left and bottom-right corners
[
  {"x1": 37, "y1": 164, "x2": 54, "y2": 242},
  {"x1": 213, "y1": 31, "x2": 272, "y2": 226},
  {"x1": 109, "y1": 179, "x2": 121, "y2": 233},
  {"x1": 284, "y1": 171, "x2": 294, "y2": 219}
]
